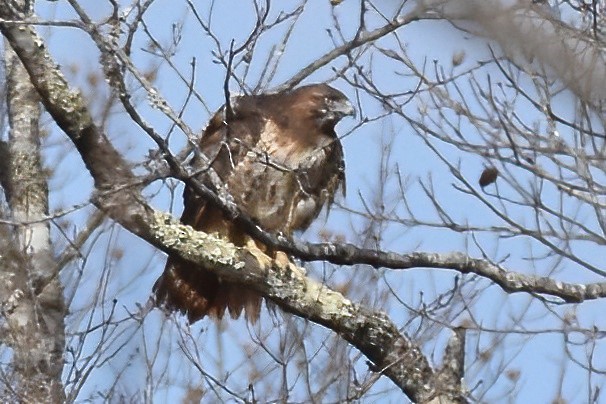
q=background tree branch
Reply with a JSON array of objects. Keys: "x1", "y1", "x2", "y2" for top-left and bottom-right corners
[
  {"x1": 2, "y1": 0, "x2": 605, "y2": 402},
  {"x1": 0, "y1": 8, "x2": 462, "y2": 402}
]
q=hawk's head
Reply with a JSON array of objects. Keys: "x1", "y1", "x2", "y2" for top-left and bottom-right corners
[{"x1": 288, "y1": 84, "x2": 356, "y2": 131}]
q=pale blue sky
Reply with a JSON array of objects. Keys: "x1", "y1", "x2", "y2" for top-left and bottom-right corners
[{"x1": 27, "y1": 0, "x2": 606, "y2": 402}]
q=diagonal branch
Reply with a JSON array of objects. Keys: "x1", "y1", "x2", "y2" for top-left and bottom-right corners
[
  {"x1": 59, "y1": 0, "x2": 606, "y2": 306},
  {"x1": 0, "y1": 11, "x2": 464, "y2": 403},
  {"x1": 4, "y1": 5, "x2": 602, "y2": 309}
]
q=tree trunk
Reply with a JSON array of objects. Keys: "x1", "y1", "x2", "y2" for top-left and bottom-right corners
[{"x1": 1, "y1": 35, "x2": 66, "y2": 403}]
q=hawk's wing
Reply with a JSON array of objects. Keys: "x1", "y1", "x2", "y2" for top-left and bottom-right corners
[{"x1": 155, "y1": 84, "x2": 351, "y2": 323}]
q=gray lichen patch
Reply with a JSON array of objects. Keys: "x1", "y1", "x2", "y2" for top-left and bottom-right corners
[
  {"x1": 266, "y1": 261, "x2": 355, "y2": 321},
  {"x1": 152, "y1": 210, "x2": 357, "y2": 323},
  {"x1": 304, "y1": 279, "x2": 354, "y2": 318},
  {"x1": 151, "y1": 210, "x2": 244, "y2": 269}
]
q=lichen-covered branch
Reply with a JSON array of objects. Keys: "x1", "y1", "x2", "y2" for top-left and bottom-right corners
[
  {"x1": 0, "y1": 10, "x2": 463, "y2": 402},
  {"x1": 43, "y1": 1, "x2": 605, "y2": 306},
  {"x1": 3, "y1": 3, "x2": 602, "y2": 307},
  {"x1": 150, "y1": 212, "x2": 464, "y2": 403},
  {"x1": 6, "y1": 4, "x2": 605, "y2": 401}
]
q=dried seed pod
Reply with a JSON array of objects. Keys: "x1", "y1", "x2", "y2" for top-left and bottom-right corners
[{"x1": 479, "y1": 167, "x2": 499, "y2": 188}]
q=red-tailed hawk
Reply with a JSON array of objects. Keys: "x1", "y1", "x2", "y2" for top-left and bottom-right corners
[{"x1": 154, "y1": 83, "x2": 355, "y2": 323}]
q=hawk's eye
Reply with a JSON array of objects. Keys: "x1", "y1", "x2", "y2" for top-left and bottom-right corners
[{"x1": 323, "y1": 97, "x2": 334, "y2": 112}]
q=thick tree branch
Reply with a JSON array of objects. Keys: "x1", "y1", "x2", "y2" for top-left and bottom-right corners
[
  {"x1": 0, "y1": 11, "x2": 466, "y2": 403},
  {"x1": 6, "y1": 6, "x2": 604, "y2": 401},
  {"x1": 61, "y1": 0, "x2": 606, "y2": 306},
  {"x1": 2, "y1": 5, "x2": 601, "y2": 307},
  {"x1": 151, "y1": 212, "x2": 465, "y2": 403}
]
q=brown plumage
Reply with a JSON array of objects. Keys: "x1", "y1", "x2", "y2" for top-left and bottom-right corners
[{"x1": 154, "y1": 84, "x2": 355, "y2": 323}]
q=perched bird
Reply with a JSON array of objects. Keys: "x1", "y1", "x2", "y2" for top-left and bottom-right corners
[
  {"x1": 154, "y1": 84, "x2": 355, "y2": 323},
  {"x1": 479, "y1": 166, "x2": 499, "y2": 188}
]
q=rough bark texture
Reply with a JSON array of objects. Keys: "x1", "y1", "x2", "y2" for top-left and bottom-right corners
[
  {"x1": 1, "y1": 40, "x2": 65, "y2": 402},
  {"x1": 0, "y1": 10, "x2": 466, "y2": 403},
  {"x1": 150, "y1": 212, "x2": 466, "y2": 403}
]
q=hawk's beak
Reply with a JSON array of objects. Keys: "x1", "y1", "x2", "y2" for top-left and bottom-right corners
[{"x1": 333, "y1": 99, "x2": 356, "y2": 119}]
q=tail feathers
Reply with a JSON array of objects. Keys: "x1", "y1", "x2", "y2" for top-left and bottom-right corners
[
  {"x1": 216, "y1": 286, "x2": 262, "y2": 321},
  {"x1": 154, "y1": 258, "x2": 262, "y2": 323}
]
